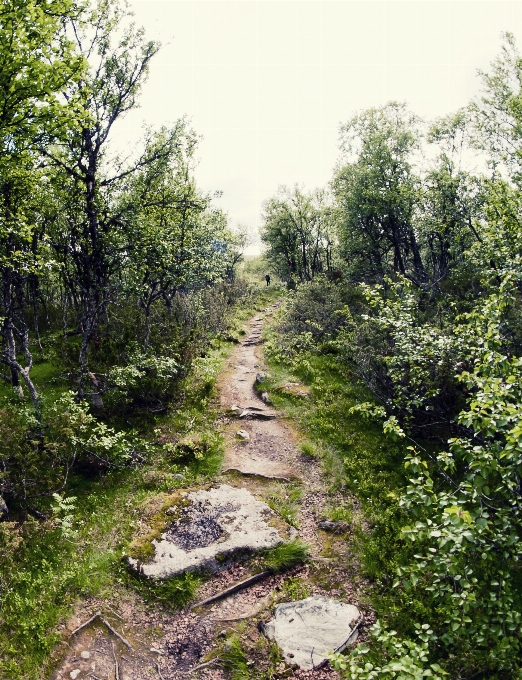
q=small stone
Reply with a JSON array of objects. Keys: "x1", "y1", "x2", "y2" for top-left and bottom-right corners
[
  {"x1": 218, "y1": 629, "x2": 227, "y2": 638},
  {"x1": 236, "y1": 430, "x2": 250, "y2": 440},
  {"x1": 70, "y1": 670, "x2": 81, "y2": 680},
  {"x1": 261, "y1": 391, "x2": 270, "y2": 404},
  {"x1": 80, "y1": 650, "x2": 90, "y2": 660},
  {"x1": 173, "y1": 474, "x2": 183, "y2": 479},
  {"x1": 255, "y1": 372, "x2": 268, "y2": 384},
  {"x1": 0, "y1": 496, "x2": 7, "y2": 518},
  {"x1": 150, "y1": 647, "x2": 162, "y2": 654}
]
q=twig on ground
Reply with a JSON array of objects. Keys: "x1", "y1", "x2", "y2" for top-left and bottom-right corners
[
  {"x1": 100, "y1": 617, "x2": 133, "y2": 650},
  {"x1": 209, "y1": 613, "x2": 255, "y2": 622},
  {"x1": 156, "y1": 661, "x2": 165, "y2": 680},
  {"x1": 191, "y1": 570, "x2": 272, "y2": 610},
  {"x1": 104, "y1": 604, "x2": 124, "y2": 620},
  {"x1": 190, "y1": 658, "x2": 223, "y2": 673},
  {"x1": 69, "y1": 611, "x2": 102, "y2": 637},
  {"x1": 111, "y1": 640, "x2": 120, "y2": 680},
  {"x1": 69, "y1": 612, "x2": 133, "y2": 650}
]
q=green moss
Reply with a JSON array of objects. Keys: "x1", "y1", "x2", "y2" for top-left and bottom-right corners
[{"x1": 126, "y1": 491, "x2": 188, "y2": 562}]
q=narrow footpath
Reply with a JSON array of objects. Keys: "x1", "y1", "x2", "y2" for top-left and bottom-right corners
[{"x1": 53, "y1": 304, "x2": 366, "y2": 680}]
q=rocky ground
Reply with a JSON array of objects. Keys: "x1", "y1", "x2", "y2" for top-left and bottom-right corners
[{"x1": 52, "y1": 304, "x2": 372, "y2": 680}]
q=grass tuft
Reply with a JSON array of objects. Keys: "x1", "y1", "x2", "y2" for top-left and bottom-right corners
[
  {"x1": 221, "y1": 634, "x2": 251, "y2": 680},
  {"x1": 264, "y1": 482, "x2": 302, "y2": 528},
  {"x1": 262, "y1": 539, "x2": 309, "y2": 573},
  {"x1": 126, "y1": 570, "x2": 204, "y2": 609}
]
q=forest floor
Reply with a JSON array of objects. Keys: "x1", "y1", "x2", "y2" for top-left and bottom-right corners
[{"x1": 51, "y1": 302, "x2": 371, "y2": 680}]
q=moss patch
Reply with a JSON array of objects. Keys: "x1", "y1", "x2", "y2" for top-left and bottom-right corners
[{"x1": 126, "y1": 490, "x2": 191, "y2": 562}]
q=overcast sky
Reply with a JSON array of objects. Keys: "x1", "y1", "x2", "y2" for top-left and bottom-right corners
[{"x1": 115, "y1": 1, "x2": 522, "y2": 253}]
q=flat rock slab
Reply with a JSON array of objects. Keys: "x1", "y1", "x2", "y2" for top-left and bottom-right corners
[
  {"x1": 128, "y1": 485, "x2": 289, "y2": 579},
  {"x1": 263, "y1": 596, "x2": 360, "y2": 669},
  {"x1": 223, "y1": 450, "x2": 298, "y2": 480}
]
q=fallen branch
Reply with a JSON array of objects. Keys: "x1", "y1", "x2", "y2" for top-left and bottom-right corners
[
  {"x1": 104, "y1": 605, "x2": 124, "y2": 621},
  {"x1": 191, "y1": 570, "x2": 272, "y2": 610},
  {"x1": 111, "y1": 641, "x2": 120, "y2": 680},
  {"x1": 69, "y1": 612, "x2": 133, "y2": 650},
  {"x1": 69, "y1": 611, "x2": 102, "y2": 637},
  {"x1": 156, "y1": 662, "x2": 165, "y2": 680},
  {"x1": 100, "y1": 617, "x2": 133, "y2": 650},
  {"x1": 209, "y1": 613, "x2": 256, "y2": 622}
]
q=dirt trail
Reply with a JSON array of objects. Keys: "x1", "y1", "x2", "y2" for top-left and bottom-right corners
[{"x1": 52, "y1": 305, "x2": 355, "y2": 680}]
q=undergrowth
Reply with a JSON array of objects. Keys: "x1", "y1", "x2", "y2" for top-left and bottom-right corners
[
  {"x1": 0, "y1": 283, "x2": 280, "y2": 680},
  {"x1": 262, "y1": 308, "x2": 416, "y2": 637}
]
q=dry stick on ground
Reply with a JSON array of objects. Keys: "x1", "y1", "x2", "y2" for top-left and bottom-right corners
[
  {"x1": 69, "y1": 612, "x2": 134, "y2": 650},
  {"x1": 69, "y1": 611, "x2": 102, "y2": 637},
  {"x1": 189, "y1": 658, "x2": 223, "y2": 674},
  {"x1": 111, "y1": 640, "x2": 120, "y2": 680},
  {"x1": 156, "y1": 662, "x2": 165, "y2": 680},
  {"x1": 104, "y1": 605, "x2": 124, "y2": 621},
  {"x1": 190, "y1": 570, "x2": 273, "y2": 610},
  {"x1": 100, "y1": 617, "x2": 133, "y2": 650}
]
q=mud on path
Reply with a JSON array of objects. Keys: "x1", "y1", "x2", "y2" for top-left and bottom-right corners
[{"x1": 52, "y1": 304, "x2": 367, "y2": 680}]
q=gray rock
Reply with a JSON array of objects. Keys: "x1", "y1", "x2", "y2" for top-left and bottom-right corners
[
  {"x1": 70, "y1": 670, "x2": 81, "y2": 680},
  {"x1": 80, "y1": 651, "x2": 90, "y2": 660},
  {"x1": 128, "y1": 485, "x2": 290, "y2": 579},
  {"x1": 255, "y1": 372, "x2": 268, "y2": 384},
  {"x1": 261, "y1": 391, "x2": 271, "y2": 404},
  {"x1": 0, "y1": 496, "x2": 8, "y2": 519},
  {"x1": 236, "y1": 429, "x2": 250, "y2": 440},
  {"x1": 262, "y1": 596, "x2": 360, "y2": 669}
]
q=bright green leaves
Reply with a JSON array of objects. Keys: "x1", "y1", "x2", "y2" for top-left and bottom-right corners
[
  {"x1": 388, "y1": 285, "x2": 522, "y2": 670},
  {"x1": 334, "y1": 622, "x2": 447, "y2": 680},
  {"x1": 0, "y1": 0, "x2": 85, "y2": 147}
]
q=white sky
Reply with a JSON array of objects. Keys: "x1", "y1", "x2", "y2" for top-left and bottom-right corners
[{"x1": 116, "y1": 1, "x2": 522, "y2": 253}]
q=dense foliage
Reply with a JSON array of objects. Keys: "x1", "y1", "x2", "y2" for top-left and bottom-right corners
[
  {"x1": 263, "y1": 32, "x2": 522, "y2": 679},
  {"x1": 0, "y1": 0, "x2": 247, "y2": 509}
]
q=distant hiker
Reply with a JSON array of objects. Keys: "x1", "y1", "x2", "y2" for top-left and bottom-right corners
[{"x1": 265, "y1": 274, "x2": 271, "y2": 286}]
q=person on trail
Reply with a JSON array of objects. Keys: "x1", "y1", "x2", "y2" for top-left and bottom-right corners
[{"x1": 265, "y1": 274, "x2": 271, "y2": 286}]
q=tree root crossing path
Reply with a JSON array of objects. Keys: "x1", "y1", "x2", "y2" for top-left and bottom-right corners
[{"x1": 53, "y1": 304, "x2": 363, "y2": 680}]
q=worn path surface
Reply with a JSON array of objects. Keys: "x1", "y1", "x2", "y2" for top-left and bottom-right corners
[{"x1": 52, "y1": 304, "x2": 363, "y2": 680}]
